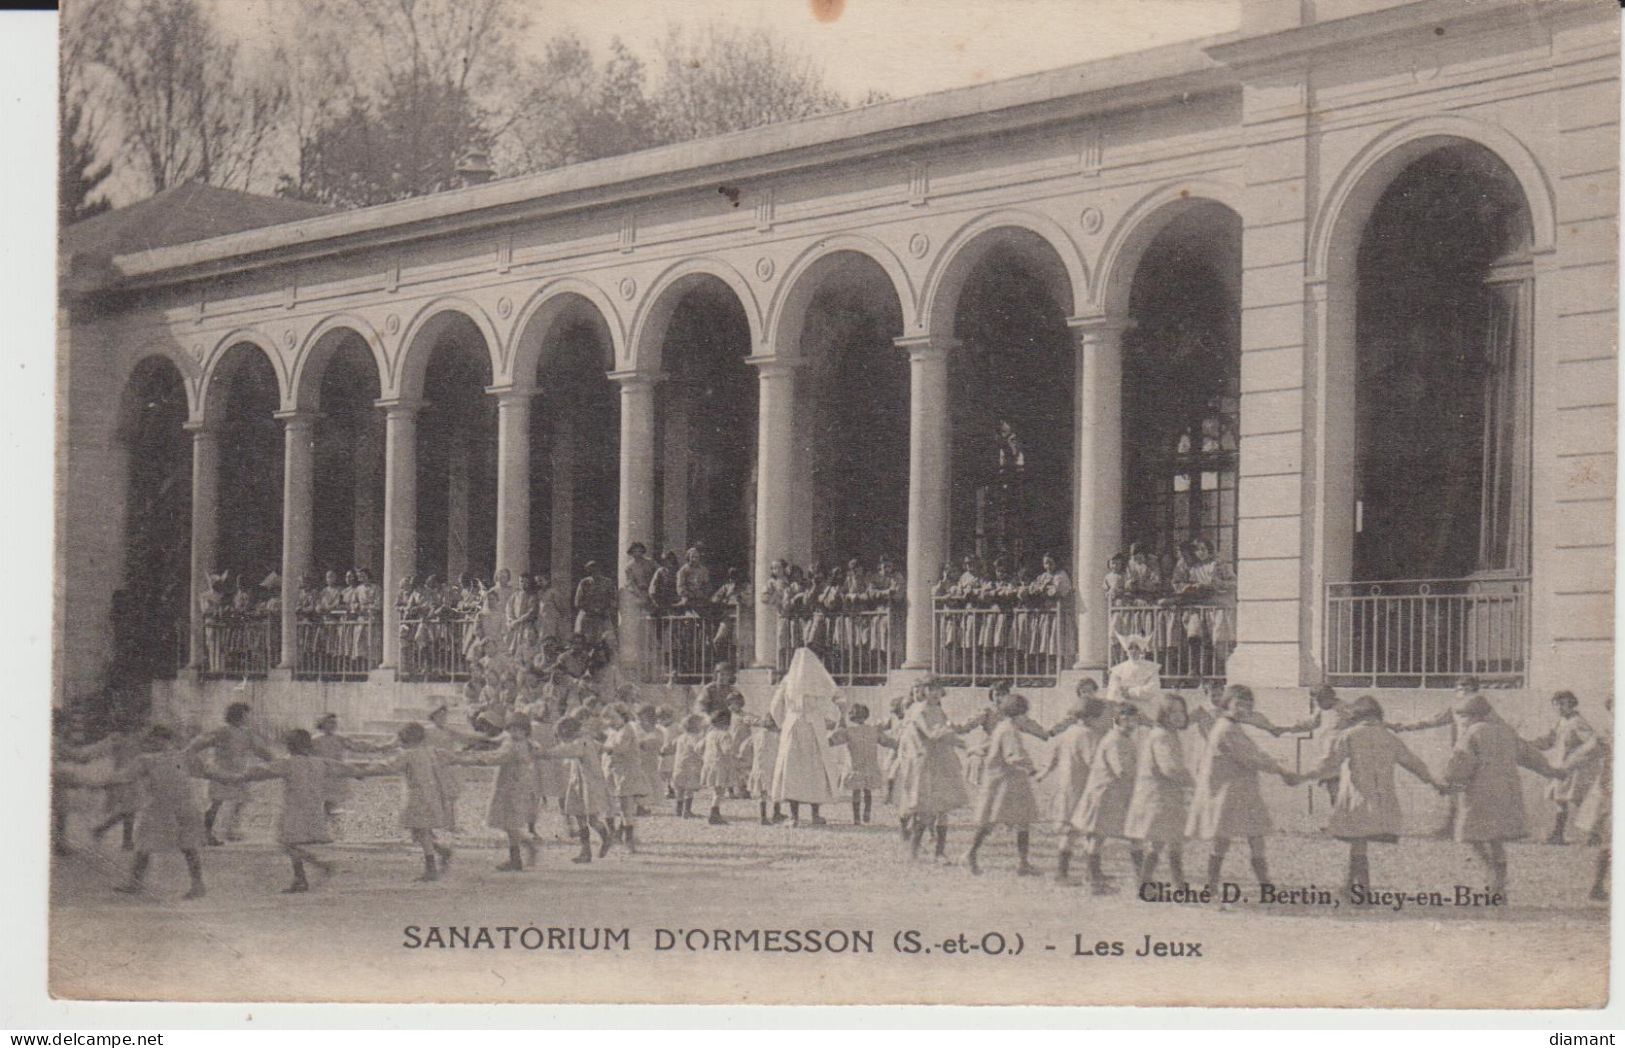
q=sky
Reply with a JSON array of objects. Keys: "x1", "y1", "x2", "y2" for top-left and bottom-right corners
[{"x1": 533, "y1": 0, "x2": 1241, "y2": 100}]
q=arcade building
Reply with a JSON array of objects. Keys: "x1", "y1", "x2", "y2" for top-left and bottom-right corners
[{"x1": 57, "y1": 0, "x2": 1619, "y2": 753}]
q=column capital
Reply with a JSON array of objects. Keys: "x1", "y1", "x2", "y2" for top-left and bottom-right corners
[
  {"x1": 1065, "y1": 314, "x2": 1135, "y2": 339},
  {"x1": 183, "y1": 419, "x2": 215, "y2": 437},
  {"x1": 374, "y1": 396, "x2": 428, "y2": 417},
  {"x1": 608, "y1": 368, "x2": 666, "y2": 389},
  {"x1": 272, "y1": 409, "x2": 321, "y2": 429},
  {"x1": 745, "y1": 354, "x2": 805, "y2": 376},
  {"x1": 485, "y1": 384, "x2": 539, "y2": 404},
  {"x1": 892, "y1": 333, "x2": 959, "y2": 360}
]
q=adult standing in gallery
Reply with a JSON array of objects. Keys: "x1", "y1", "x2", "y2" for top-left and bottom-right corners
[
  {"x1": 676, "y1": 546, "x2": 712, "y2": 609},
  {"x1": 574, "y1": 561, "x2": 615, "y2": 647},
  {"x1": 488, "y1": 567, "x2": 516, "y2": 641}
]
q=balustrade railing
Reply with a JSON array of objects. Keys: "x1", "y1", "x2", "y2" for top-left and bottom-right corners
[
  {"x1": 932, "y1": 599, "x2": 1072, "y2": 687},
  {"x1": 200, "y1": 614, "x2": 277, "y2": 679},
  {"x1": 1106, "y1": 598, "x2": 1233, "y2": 687},
  {"x1": 399, "y1": 612, "x2": 477, "y2": 682},
  {"x1": 637, "y1": 604, "x2": 751, "y2": 685},
  {"x1": 1324, "y1": 577, "x2": 1529, "y2": 688},
  {"x1": 776, "y1": 606, "x2": 901, "y2": 686},
  {"x1": 294, "y1": 613, "x2": 383, "y2": 680}
]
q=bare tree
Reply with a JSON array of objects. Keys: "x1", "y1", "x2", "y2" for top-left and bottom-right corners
[
  {"x1": 81, "y1": 0, "x2": 287, "y2": 195},
  {"x1": 262, "y1": 4, "x2": 361, "y2": 201},
  {"x1": 504, "y1": 33, "x2": 659, "y2": 173},
  {"x1": 267, "y1": 0, "x2": 532, "y2": 204},
  {"x1": 651, "y1": 22, "x2": 849, "y2": 143},
  {"x1": 322, "y1": 0, "x2": 526, "y2": 104},
  {"x1": 60, "y1": 0, "x2": 114, "y2": 223},
  {"x1": 506, "y1": 22, "x2": 873, "y2": 177}
]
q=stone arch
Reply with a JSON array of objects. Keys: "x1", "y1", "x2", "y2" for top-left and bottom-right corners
[
  {"x1": 627, "y1": 256, "x2": 764, "y2": 372},
  {"x1": 114, "y1": 343, "x2": 201, "y2": 429},
  {"x1": 1310, "y1": 115, "x2": 1556, "y2": 284},
  {"x1": 290, "y1": 314, "x2": 389, "y2": 412},
  {"x1": 198, "y1": 329, "x2": 287, "y2": 426},
  {"x1": 508, "y1": 279, "x2": 623, "y2": 389},
  {"x1": 766, "y1": 235, "x2": 917, "y2": 356},
  {"x1": 116, "y1": 353, "x2": 193, "y2": 444},
  {"x1": 1311, "y1": 124, "x2": 1546, "y2": 658},
  {"x1": 1094, "y1": 178, "x2": 1248, "y2": 318},
  {"x1": 393, "y1": 296, "x2": 503, "y2": 399},
  {"x1": 766, "y1": 237, "x2": 914, "y2": 576},
  {"x1": 112, "y1": 352, "x2": 194, "y2": 686},
  {"x1": 920, "y1": 208, "x2": 1087, "y2": 337}
]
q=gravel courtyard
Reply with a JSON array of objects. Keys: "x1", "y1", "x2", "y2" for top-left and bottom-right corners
[{"x1": 47, "y1": 767, "x2": 1608, "y2": 1009}]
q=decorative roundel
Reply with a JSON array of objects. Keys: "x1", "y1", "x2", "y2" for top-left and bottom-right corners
[
  {"x1": 618, "y1": 277, "x2": 637, "y2": 300},
  {"x1": 1079, "y1": 207, "x2": 1104, "y2": 235},
  {"x1": 755, "y1": 257, "x2": 775, "y2": 281},
  {"x1": 384, "y1": 314, "x2": 401, "y2": 335},
  {"x1": 283, "y1": 329, "x2": 297, "y2": 349},
  {"x1": 908, "y1": 232, "x2": 930, "y2": 259},
  {"x1": 497, "y1": 296, "x2": 513, "y2": 319}
]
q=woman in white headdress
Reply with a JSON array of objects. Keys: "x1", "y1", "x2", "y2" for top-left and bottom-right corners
[
  {"x1": 770, "y1": 648, "x2": 845, "y2": 826},
  {"x1": 1105, "y1": 633, "x2": 1162, "y2": 712}
]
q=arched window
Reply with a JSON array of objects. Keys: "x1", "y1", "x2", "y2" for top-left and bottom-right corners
[
  {"x1": 1353, "y1": 144, "x2": 1532, "y2": 583},
  {"x1": 1127, "y1": 321, "x2": 1240, "y2": 569},
  {"x1": 1121, "y1": 202, "x2": 1242, "y2": 572}
]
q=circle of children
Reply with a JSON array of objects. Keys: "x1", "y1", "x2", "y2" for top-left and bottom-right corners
[{"x1": 54, "y1": 654, "x2": 1609, "y2": 907}]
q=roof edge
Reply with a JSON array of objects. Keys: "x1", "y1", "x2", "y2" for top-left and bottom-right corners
[{"x1": 91, "y1": 33, "x2": 1235, "y2": 292}]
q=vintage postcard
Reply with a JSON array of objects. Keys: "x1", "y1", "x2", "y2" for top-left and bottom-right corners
[{"x1": 49, "y1": 0, "x2": 1618, "y2": 1007}]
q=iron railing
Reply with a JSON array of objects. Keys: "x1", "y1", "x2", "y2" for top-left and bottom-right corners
[
  {"x1": 1107, "y1": 599, "x2": 1233, "y2": 687},
  {"x1": 200, "y1": 614, "x2": 277, "y2": 679},
  {"x1": 776, "y1": 606, "x2": 902, "y2": 686},
  {"x1": 932, "y1": 599, "x2": 1072, "y2": 687},
  {"x1": 1324, "y1": 577, "x2": 1529, "y2": 688},
  {"x1": 639, "y1": 604, "x2": 751, "y2": 685},
  {"x1": 294, "y1": 613, "x2": 382, "y2": 680},
  {"x1": 399, "y1": 612, "x2": 477, "y2": 682}
]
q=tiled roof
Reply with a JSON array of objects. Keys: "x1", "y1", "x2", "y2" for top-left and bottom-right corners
[{"x1": 60, "y1": 180, "x2": 331, "y2": 260}]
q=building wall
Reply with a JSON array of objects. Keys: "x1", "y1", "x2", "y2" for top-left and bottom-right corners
[
  {"x1": 1544, "y1": 12, "x2": 1621, "y2": 702},
  {"x1": 58, "y1": 1, "x2": 1619, "y2": 711},
  {"x1": 56, "y1": 320, "x2": 137, "y2": 704}
]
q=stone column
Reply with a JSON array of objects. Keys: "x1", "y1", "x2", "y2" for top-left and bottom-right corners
[
  {"x1": 749, "y1": 354, "x2": 799, "y2": 670},
  {"x1": 491, "y1": 387, "x2": 533, "y2": 579},
  {"x1": 661, "y1": 390, "x2": 690, "y2": 556},
  {"x1": 377, "y1": 399, "x2": 423, "y2": 670},
  {"x1": 186, "y1": 422, "x2": 219, "y2": 669},
  {"x1": 550, "y1": 413, "x2": 576, "y2": 595},
  {"x1": 276, "y1": 411, "x2": 318, "y2": 670},
  {"x1": 895, "y1": 335, "x2": 953, "y2": 670},
  {"x1": 352, "y1": 409, "x2": 383, "y2": 574},
  {"x1": 445, "y1": 427, "x2": 469, "y2": 583},
  {"x1": 612, "y1": 370, "x2": 660, "y2": 670},
  {"x1": 1068, "y1": 315, "x2": 1130, "y2": 672}
]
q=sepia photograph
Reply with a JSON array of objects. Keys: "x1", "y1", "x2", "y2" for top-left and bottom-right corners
[{"x1": 43, "y1": 0, "x2": 1621, "y2": 1010}]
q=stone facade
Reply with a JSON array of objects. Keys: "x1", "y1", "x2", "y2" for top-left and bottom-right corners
[{"x1": 58, "y1": 1, "x2": 1619, "y2": 722}]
